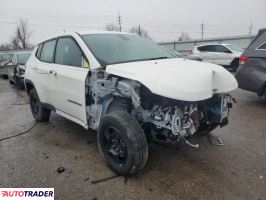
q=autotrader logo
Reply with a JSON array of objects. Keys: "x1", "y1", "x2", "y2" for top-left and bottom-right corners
[{"x1": 0, "y1": 188, "x2": 54, "y2": 200}]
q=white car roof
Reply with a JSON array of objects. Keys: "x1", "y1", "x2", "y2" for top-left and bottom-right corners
[
  {"x1": 37, "y1": 31, "x2": 135, "y2": 45},
  {"x1": 196, "y1": 43, "x2": 231, "y2": 47}
]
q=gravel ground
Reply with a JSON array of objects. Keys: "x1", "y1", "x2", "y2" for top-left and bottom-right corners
[{"x1": 0, "y1": 78, "x2": 265, "y2": 200}]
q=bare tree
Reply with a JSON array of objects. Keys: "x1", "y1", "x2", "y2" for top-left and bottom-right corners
[
  {"x1": 11, "y1": 37, "x2": 21, "y2": 50},
  {"x1": 0, "y1": 43, "x2": 12, "y2": 51},
  {"x1": 105, "y1": 23, "x2": 120, "y2": 31},
  {"x1": 129, "y1": 26, "x2": 149, "y2": 38},
  {"x1": 11, "y1": 18, "x2": 32, "y2": 49}
]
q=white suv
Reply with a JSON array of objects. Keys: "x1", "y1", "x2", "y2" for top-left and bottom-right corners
[
  {"x1": 25, "y1": 31, "x2": 237, "y2": 175},
  {"x1": 187, "y1": 43, "x2": 243, "y2": 71}
]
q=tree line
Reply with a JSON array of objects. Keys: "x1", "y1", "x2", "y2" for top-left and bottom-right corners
[
  {"x1": 0, "y1": 18, "x2": 191, "y2": 51},
  {"x1": 0, "y1": 19, "x2": 33, "y2": 51}
]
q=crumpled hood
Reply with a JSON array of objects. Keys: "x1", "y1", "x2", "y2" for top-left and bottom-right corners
[{"x1": 106, "y1": 58, "x2": 238, "y2": 101}]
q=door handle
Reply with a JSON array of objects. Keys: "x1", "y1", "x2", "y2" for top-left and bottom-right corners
[{"x1": 49, "y1": 70, "x2": 57, "y2": 76}]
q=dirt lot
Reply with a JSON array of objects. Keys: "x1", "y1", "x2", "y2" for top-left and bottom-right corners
[{"x1": 0, "y1": 78, "x2": 265, "y2": 200}]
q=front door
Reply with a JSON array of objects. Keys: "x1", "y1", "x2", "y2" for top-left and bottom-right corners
[{"x1": 50, "y1": 37, "x2": 89, "y2": 128}]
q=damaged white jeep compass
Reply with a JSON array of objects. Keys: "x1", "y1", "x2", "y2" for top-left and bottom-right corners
[{"x1": 25, "y1": 31, "x2": 238, "y2": 175}]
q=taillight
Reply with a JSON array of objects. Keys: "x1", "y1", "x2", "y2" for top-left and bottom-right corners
[
  {"x1": 187, "y1": 51, "x2": 192, "y2": 56},
  {"x1": 239, "y1": 56, "x2": 249, "y2": 64}
]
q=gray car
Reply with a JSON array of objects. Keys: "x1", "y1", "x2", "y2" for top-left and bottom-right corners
[
  {"x1": 6, "y1": 51, "x2": 31, "y2": 89},
  {"x1": 235, "y1": 28, "x2": 266, "y2": 100}
]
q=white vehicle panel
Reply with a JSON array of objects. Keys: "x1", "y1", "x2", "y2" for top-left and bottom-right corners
[
  {"x1": 50, "y1": 64, "x2": 89, "y2": 128},
  {"x1": 25, "y1": 48, "x2": 54, "y2": 104},
  {"x1": 107, "y1": 58, "x2": 238, "y2": 101}
]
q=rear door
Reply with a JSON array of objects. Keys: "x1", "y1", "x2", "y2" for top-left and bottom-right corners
[
  {"x1": 212, "y1": 45, "x2": 233, "y2": 66},
  {"x1": 198, "y1": 45, "x2": 216, "y2": 62},
  {"x1": 50, "y1": 36, "x2": 89, "y2": 128},
  {"x1": 31, "y1": 40, "x2": 56, "y2": 104}
]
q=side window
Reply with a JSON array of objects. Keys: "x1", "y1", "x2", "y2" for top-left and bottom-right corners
[
  {"x1": 258, "y1": 42, "x2": 266, "y2": 50},
  {"x1": 55, "y1": 37, "x2": 82, "y2": 67},
  {"x1": 197, "y1": 46, "x2": 205, "y2": 51},
  {"x1": 198, "y1": 45, "x2": 214, "y2": 52},
  {"x1": 214, "y1": 45, "x2": 231, "y2": 53},
  {"x1": 40, "y1": 40, "x2": 56, "y2": 63},
  {"x1": 36, "y1": 44, "x2": 43, "y2": 59}
]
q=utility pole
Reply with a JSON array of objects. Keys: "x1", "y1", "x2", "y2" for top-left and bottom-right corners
[
  {"x1": 138, "y1": 25, "x2": 141, "y2": 36},
  {"x1": 249, "y1": 22, "x2": 253, "y2": 36},
  {"x1": 201, "y1": 20, "x2": 204, "y2": 39},
  {"x1": 118, "y1": 11, "x2": 122, "y2": 32}
]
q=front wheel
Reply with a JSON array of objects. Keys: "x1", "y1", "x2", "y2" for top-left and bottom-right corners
[{"x1": 97, "y1": 112, "x2": 148, "y2": 176}]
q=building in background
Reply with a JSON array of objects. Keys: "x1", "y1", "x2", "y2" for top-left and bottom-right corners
[{"x1": 159, "y1": 35, "x2": 255, "y2": 54}]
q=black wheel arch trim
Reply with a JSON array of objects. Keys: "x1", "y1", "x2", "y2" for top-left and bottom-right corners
[
  {"x1": 25, "y1": 79, "x2": 55, "y2": 111},
  {"x1": 24, "y1": 79, "x2": 36, "y2": 94}
]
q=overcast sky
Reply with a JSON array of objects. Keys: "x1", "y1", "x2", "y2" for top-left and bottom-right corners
[{"x1": 0, "y1": 0, "x2": 266, "y2": 44}]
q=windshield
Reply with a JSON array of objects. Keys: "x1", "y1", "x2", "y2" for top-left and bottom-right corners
[
  {"x1": 81, "y1": 34, "x2": 174, "y2": 65},
  {"x1": 225, "y1": 44, "x2": 243, "y2": 52},
  {"x1": 2, "y1": 54, "x2": 12, "y2": 61},
  {"x1": 17, "y1": 53, "x2": 31, "y2": 65}
]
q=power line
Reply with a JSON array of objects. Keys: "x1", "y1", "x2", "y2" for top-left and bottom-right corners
[
  {"x1": 249, "y1": 22, "x2": 253, "y2": 36},
  {"x1": 201, "y1": 20, "x2": 204, "y2": 39}
]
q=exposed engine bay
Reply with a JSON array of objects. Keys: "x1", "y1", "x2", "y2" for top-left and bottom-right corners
[{"x1": 85, "y1": 70, "x2": 233, "y2": 147}]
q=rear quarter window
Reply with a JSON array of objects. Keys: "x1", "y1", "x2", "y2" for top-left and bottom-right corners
[{"x1": 198, "y1": 45, "x2": 214, "y2": 52}]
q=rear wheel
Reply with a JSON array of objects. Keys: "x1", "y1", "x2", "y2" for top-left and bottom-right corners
[
  {"x1": 29, "y1": 89, "x2": 51, "y2": 121},
  {"x1": 230, "y1": 59, "x2": 239, "y2": 72},
  {"x1": 97, "y1": 112, "x2": 148, "y2": 176},
  {"x1": 16, "y1": 77, "x2": 24, "y2": 90}
]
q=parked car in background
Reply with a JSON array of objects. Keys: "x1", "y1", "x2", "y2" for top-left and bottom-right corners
[
  {"x1": 6, "y1": 51, "x2": 31, "y2": 89},
  {"x1": 0, "y1": 53, "x2": 13, "y2": 78},
  {"x1": 25, "y1": 31, "x2": 237, "y2": 175},
  {"x1": 187, "y1": 43, "x2": 243, "y2": 71},
  {"x1": 235, "y1": 28, "x2": 266, "y2": 100}
]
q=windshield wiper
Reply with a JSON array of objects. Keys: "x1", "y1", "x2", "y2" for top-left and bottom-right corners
[{"x1": 148, "y1": 56, "x2": 169, "y2": 60}]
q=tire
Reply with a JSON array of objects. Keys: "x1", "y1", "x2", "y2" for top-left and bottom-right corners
[
  {"x1": 16, "y1": 77, "x2": 24, "y2": 90},
  {"x1": 230, "y1": 59, "x2": 239, "y2": 72},
  {"x1": 97, "y1": 112, "x2": 148, "y2": 176},
  {"x1": 29, "y1": 89, "x2": 51, "y2": 122}
]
